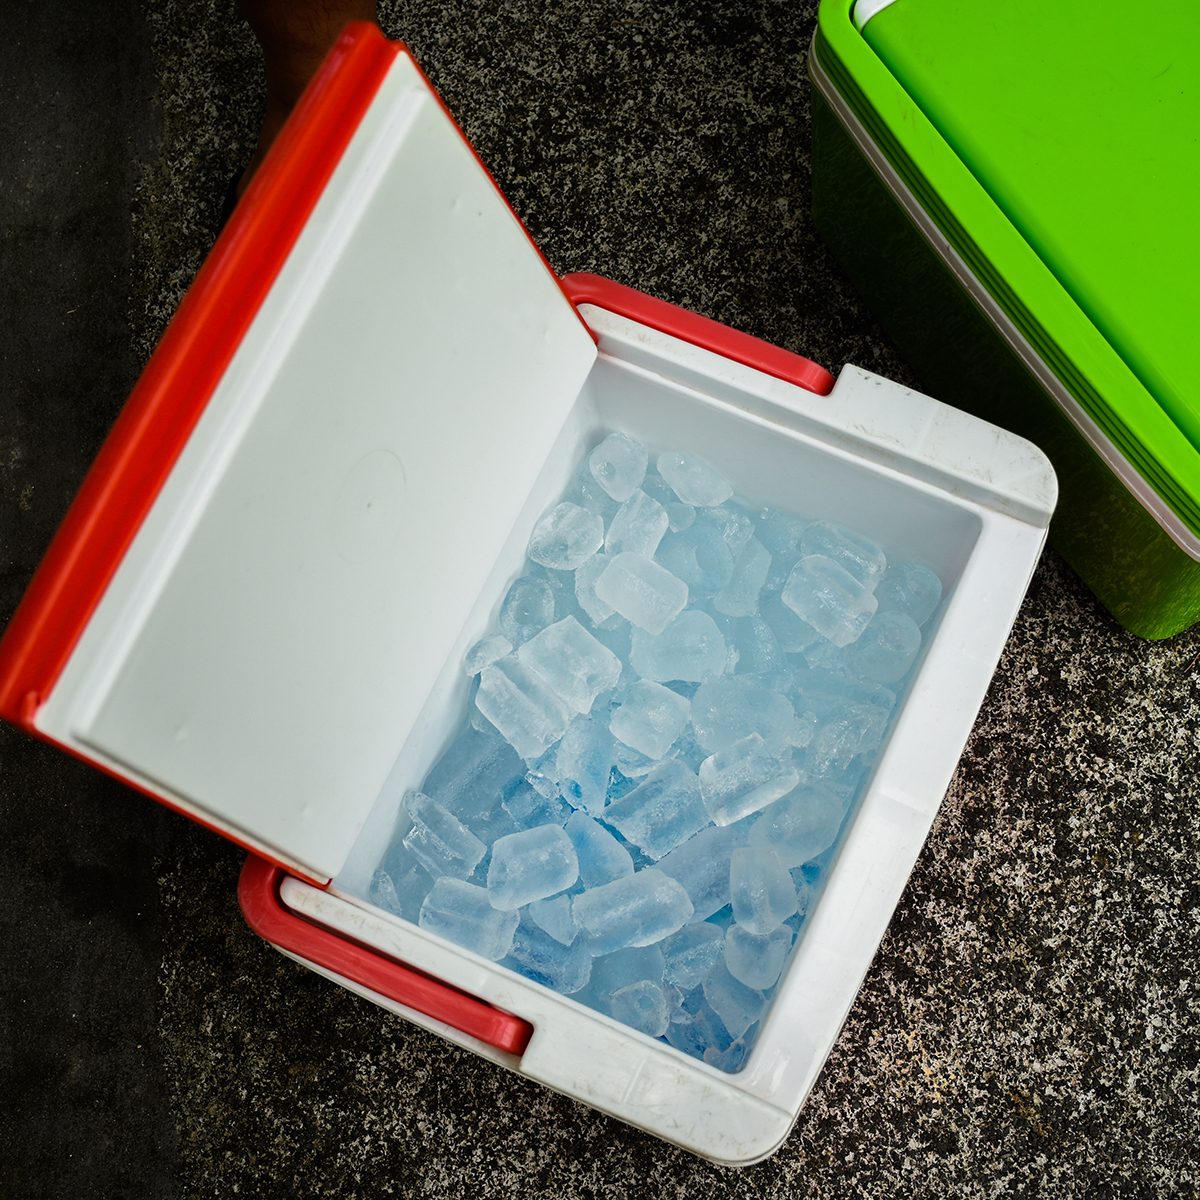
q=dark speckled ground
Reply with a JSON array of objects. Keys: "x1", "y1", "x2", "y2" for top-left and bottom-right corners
[{"x1": 2, "y1": 1, "x2": 1198, "y2": 1196}]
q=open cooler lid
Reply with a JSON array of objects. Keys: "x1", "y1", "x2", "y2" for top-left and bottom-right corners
[
  {"x1": 819, "y1": 0, "x2": 1200, "y2": 543},
  {"x1": 0, "y1": 25, "x2": 596, "y2": 882}
]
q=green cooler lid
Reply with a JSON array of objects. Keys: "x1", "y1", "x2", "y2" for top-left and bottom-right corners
[{"x1": 816, "y1": 0, "x2": 1200, "y2": 540}]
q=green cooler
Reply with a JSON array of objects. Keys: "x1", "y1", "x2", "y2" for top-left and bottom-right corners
[{"x1": 810, "y1": 0, "x2": 1200, "y2": 639}]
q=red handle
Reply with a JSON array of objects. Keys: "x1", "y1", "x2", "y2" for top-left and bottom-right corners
[
  {"x1": 561, "y1": 272, "x2": 836, "y2": 396},
  {"x1": 238, "y1": 856, "x2": 533, "y2": 1056}
]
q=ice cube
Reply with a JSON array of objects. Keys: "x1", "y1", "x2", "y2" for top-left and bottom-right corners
[
  {"x1": 655, "y1": 524, "x2": 734, "y2": 596},
  {"x1": 729, "y1": 847, "x2": 797, "y2": 933},
  {"x1": 610, "y1": 980, "x2": 670, "y2": 1038},
  {"x1": 713, "y1": 536, "x2": 771, "y2": 617},
  {"x1": 661, "y1": 923, "x2": 726, "y2": 990},
  {"x1": 419, "y1": 879, "x2": 519, "y2": 961},
  {"x1": 519, "y1": 617, "x2": 622, "y2": 714},
  {"x1": 527, "y1": 896, "x2": 578, "y2": 949},
  {"x1": 422, "y1": 725, "x2": 523, "y2": 820},
  {"x1": 724, "y1": 924, "x2": 792, "y2": 989},
  {"x1": 698, "y1": 734, "x2": 800, "y2": 825},
  {"x1": 593, "y1": 553, "x2": 688, "y2": 635},
  {"x1": 555, "y1": 717, "x2": 617, "y2": 814},
  {"x1": 609, "y1": 680, "x2": 690, "y2": 758},
  {"x1": 475, "y1": 655, "x2": 574, "y2": 760},
  {"x1": 656, "y1": 823, "x2": 747, "y2": 921},
  {"x1": 641, "y1": 473, "x2": 695, "y2": 531},
  {"x1": 703, "y1": 1038, "x2": 752, "y2": 1073},
  {"x1": 781, "y1": 554, "x2": 879, "y2": 648},
  {"x1": 369, "y1": 863, "x2": 432, "y2": 923},
  {"x1": 605, "y1": 490, "x2": 669, "y2": 558},
  {"x1": 501, "y1": 781, "x2": 570, "y2": 828},
  {"x1": 602, "y1": 761, "x2": 710, "y2": 860},
  {"x1": 464, "y1": 634, "x2": 512, "y2": 676},
  {"x1": 588, "y1": 432, "x2": 648, "y2": 502},
  {"x1": 574, "y1": 554, "x2": 617, "y2": 626},
  {"x1": 564, "y1": 810, "x2": 634, "y2": 888},
  {"x1": 876, "y1": 560, "x2": 943, "y2": 626},
  {"x1": 573, "y1": 869, "x2": 694, "y2": 953},
  {"x1": 757, "y1": 506, "x2": 806, "y2": 559},
  {"x1": 800, "y1": 701, "x2": 889, "y2": 776},
  {"x1": 629, "y1": 611, "x2": 727, "y2": 683},
  {"x1": 588, "y1": 944, "x2": 666, "y2": 997},
  {"x1": 487, "y1": 824, "x2": 579, "y2": 910},
  {"x1": 702, "y1": 961, "x2": 766, "y2": 1039},
  {"x1": 845, "y1": 610, "x2": 922, "y2": 684},
  {"x1": 504, "y1": 918, "x2": 592, "y2": 994},
  {"x1": 690, "y1": 676, "x2": 795, "y2": 753},
  {"x1": 498, "y1": 576, "x2": 555, "y2": 646},
  {"x1": 665, "y1": 1001, "x2": 733, "y2": 1060},
  {"x1": 401, "y1": 791, "x2": 486, "y2": 879},
  {"x1": 759, "y1": 588, "x2": 823, "y2": 653},
  {"x1": 727, "y1": 616, "x2": 788, "y2": 683},
  {"x1": 749, "y1": 784, "x2": 846, "y2": 868},
  {"x1": 704, "y1": 504, "x2": 755, "y2": 555},
  {"x1": 527, "y1": 502, "x2": 604, "y2": 570},
  {"x1": 657, "y1": 451, "x2": 733, "y2": 507},
  {"x1": 801, "y1": 521, "x2": 887, "y2": 589}
]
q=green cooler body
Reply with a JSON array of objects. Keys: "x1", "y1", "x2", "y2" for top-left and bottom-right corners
[{"x1": 810, "y1": 0, "x2": 1200, "y2": 638}]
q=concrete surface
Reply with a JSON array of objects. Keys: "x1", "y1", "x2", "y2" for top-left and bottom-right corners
[{"x1": 1, "y1": 1, "x2": 1197, "y2": 1196}]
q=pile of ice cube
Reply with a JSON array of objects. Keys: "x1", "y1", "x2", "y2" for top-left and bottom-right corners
[{"x1": 369, "y1": 433, "x2": 942, "y2": 1073}]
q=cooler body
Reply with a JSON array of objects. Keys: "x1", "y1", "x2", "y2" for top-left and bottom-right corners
[{"x1": 811, "y1": 0, "x2": 1200, "y2": 639}]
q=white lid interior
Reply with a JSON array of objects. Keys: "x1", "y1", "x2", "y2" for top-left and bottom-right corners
[{"x1": 37, "y1": 52, "x2": 597, "y2": 881}]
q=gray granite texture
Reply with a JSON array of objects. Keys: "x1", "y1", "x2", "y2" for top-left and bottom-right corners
[{"x1": 1, "y1": 0, "x2": 1197, "y2": 1196}]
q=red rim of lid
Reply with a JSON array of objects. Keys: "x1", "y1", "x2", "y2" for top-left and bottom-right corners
[
  {"x1": 238, "y1": 855, "x2": 534, "y2": 1056},
  {"x1": 0, "y1": 23, "x2": 400, "y2": 726}
]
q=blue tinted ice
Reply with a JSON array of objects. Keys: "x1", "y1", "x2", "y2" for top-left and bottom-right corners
[
  {"x1": 519, "y1": 617, "x2": 621, "y2": 715},
  {"x1": 702, "y1": 961, "x2": 766, "y2": 1039},
  {"x1": 594, "y1": 553, "x2": 688, "y2": 634},
  {"x1": 749, "y1": 784, "x2": 846, "y2": 868},
  {"x1": 370, "y1": 432, "x2": 943, "y2": 1073},
  {"x1": 724, "y1": 924, "x2": 792, "y2": 989},
  {"x1": 781, "y1": 554, "x2": 879, "y2": 648},
  {"x1": 713, "y1": 536, "x2": 771, "y2": 617},
  {"x1": 498, "y1": 576, "x2": 555, "y2": 646},
  {"x1": 588, "y1": 432, "x2": 648, "y2": 502},
  {"x1": 401, "y1": 791, "x2": 486, "y2": 879},
  {"x1": 419, "y1": 879, "x2": 518, "y2": 961},
  {"x1": 527, "y1": 502, "x2": 604, "y2": 570},
  {"x1": 527, "y1": 894, "x2": 578, "y2": 945},
  {"x1": 603, "y1": 761, "x2": 709, "y2": 859},
  {"x1": 610, "y1": 981, "x2": 670, "y2": 1038},
  {"x1": 464, "y1": 634, "x2": 512, "y2": 675},
  {"x1": 609, "y1": 680, "x2": 690, "y2": 758},
  {"x1": 661, "y1": 923, "x2": 726, "y2": 990},
  {"x1": 657, "y1": 451, "x2": 733, "y2": 507},
  {"x1": 487, "y1": 824, "x2": 579, "y2": 910},
  {"x1": 846, "y1": 610, "x2": 922, "y2": 684},
  {"x1": 629, "y1": 611, "x2": 726, "y2": 683},
  {"x1": 801, "y1": 520, "x2": 887, "y2": 589},
  {"x1": 573, "y1": 869, "x2": 694, "y2": 953},
  {"x1": 656, "y1": 524, "x2": 734, "y2": 597},
  {"x1": 606, "y1": 490, "x2": 669, "y2": 558},
  {"x1": 656, "y1": 823, "x2": 745, "y2": 920},
  {"x1": 876, "y1": 560, "x2": 943, "y2": 626},
  {"x1": 729, "y1": 846, "x2": 797, "y2": 933},
  {"x1": 504, "y1": 919, "x2": 592, "y2": 994},
  {"x1": 698, "y1": 733, "x2": 800, "y2": 825},
  {"x1": 555, "y1": 717, "x2": 617, "y2": 814},
  {"x1": 691, "y1": 677, "x2": 794, "y2": 753},
  {"x1": 476, "y1": 655, "x2": 573, "y2": 760},
  {"x1": 565, "y1": 810, "x2": 633, "y2": 888}
]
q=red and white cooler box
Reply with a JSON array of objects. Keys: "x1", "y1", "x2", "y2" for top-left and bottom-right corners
[{"x1": 0, "y1": 26, "x2": 1056, "y2": 1164}]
